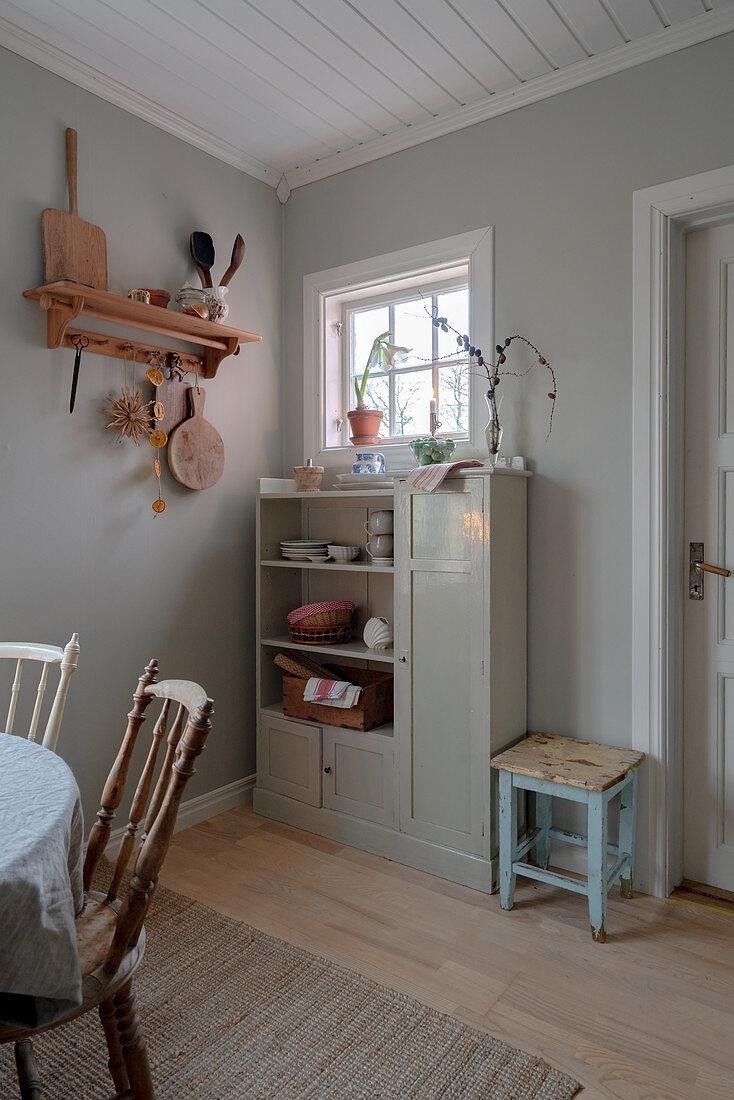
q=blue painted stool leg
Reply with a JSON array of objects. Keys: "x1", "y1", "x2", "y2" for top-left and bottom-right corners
[
  {"x1": 618, "y1": 770, "x2": 638, "y2": 899},
  {"x1": 587, "y1": 791, "x2": 607, "y2": 943},
  {"x1": 534, "y1": 793, "x2": 552, "y2": 870},
  {"x1": 498, "y1": 769, "x2": 517, "y2": 910}
]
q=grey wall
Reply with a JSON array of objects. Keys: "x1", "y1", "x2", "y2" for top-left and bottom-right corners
[
  {"x1": 0, "y1": 48, "x2": 282, "y2": 824},
  {"x1": 282, "y1": 33, "x2": 734, "y2": 886}
]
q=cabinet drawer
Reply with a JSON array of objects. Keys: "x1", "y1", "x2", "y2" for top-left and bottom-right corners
[
  {"x1": 260, "y1": 715, "x2": 322, "y2": 806},
  {"x1": 322, "y1": 727, "x2": 394, "y2": 826}
]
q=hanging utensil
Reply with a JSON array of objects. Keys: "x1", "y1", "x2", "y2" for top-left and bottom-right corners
[
  {"x1": 220, "y1": 234, "x2": 245, "y2": 287},
  {"x1": 190, "y1": 231, "x2": 214, "y2": 288},
  {"x1": 69, "y1": 333, "x2": 89, "y2": 414}
]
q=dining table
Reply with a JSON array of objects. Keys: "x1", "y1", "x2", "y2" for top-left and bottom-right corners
[{"x1": 0, "y1": 731, "x2": 84, "y2": 1030}]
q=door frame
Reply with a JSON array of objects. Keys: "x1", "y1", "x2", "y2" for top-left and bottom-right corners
[{"x1": 633, "y1": 164, "x2": 734, "y2": 898}]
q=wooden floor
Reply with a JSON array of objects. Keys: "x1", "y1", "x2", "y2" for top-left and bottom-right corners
[{"x1": 160, "y1": 801, "x2": 734, "y2": 1100}]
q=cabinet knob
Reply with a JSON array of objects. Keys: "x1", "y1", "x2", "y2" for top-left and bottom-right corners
[
  {"x1": 398, "y1": 655, "x2": 407, "y2": 663},
  {"x1": 324, "y1": 766, "x2": 332, "y2": 774}
]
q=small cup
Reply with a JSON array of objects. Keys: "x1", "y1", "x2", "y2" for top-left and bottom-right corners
[
  {"x1": 364, "y1": 509, "x2": 394, "y2": 536},
  {"x1": 366, "y1": 534, "x2": 394, "y2": 558}
]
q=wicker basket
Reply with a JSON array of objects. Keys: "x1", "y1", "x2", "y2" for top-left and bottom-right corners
[
  {"x1": 287, "y1": 601, "x2": 354, "y2": 640},
  {"x1": 288, "y1": 623, "x2": 352, "y2": 645}
]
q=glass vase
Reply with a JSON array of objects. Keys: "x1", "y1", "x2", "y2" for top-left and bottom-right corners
[{"x1": 484, "y1": 391, "x2": 503, "y2": 465}]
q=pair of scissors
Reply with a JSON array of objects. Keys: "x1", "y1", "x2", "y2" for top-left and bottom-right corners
[{"x1": 69, "y1": 333, "x2": 89, "y2": 414}]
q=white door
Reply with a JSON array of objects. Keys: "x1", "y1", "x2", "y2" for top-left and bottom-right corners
[
  {"x1": 683, "y1": 220, "x2": 734, "y2": 891},
  {"x1": 395, "y1": 478, "x2": 486, "y2": 856}
]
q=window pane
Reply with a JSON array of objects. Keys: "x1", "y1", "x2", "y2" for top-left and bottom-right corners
[
  {"x1": 438, "y1": 362, "x2": 470, "y2": 434},
  {"x1": 352, "y1": 306, "x2": 389, "y2": 378},
  {"x1": 356, "y1": 372, "x2": 390, "y2": 437},
  {"x1": 393, "y1": 299, "x2": 432, "y2": 368},
  {"x1": 395, "y1": 370, "x2": 432, "y2": 437},
  {"x1": 437, "y1": 288, "x2": 469, "y2": 361}
]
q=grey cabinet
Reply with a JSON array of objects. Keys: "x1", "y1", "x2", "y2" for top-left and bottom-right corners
[{"x1": 253, "y1": 470, "x2": 528, "y2": 893}]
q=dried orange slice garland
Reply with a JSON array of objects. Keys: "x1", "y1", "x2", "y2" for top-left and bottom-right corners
[{"x1": 149, "y1": 427, "x2": 168, "y2": 515}]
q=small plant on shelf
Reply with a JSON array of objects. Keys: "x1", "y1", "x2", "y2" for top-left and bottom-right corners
[{"x1": 348, "y1": 331, "x2": 410, "y2": 445}]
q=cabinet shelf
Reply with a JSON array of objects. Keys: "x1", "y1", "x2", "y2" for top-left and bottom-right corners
[
  {"x1": 23, "y1": 281, "x2": 262, "y2": 378},
  {"x1": 261, "y1": 701, "x2": 395, "y2": 738},
  {"x1": 261, "y1": 635, "x2": 394, "y2": 665},
  {"x1": 261, "y1": 559, "x2": 393, "y2": 573}
]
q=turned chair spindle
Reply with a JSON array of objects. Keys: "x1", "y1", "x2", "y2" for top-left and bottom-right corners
[
  {"x1": 0, "y1": 635, "x2": 80, "y2": 750},
  {"x1": 2, "y1": 660, "x2": 214, "y2": 1100}
]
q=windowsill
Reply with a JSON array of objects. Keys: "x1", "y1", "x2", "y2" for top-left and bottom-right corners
[{"x1": 315, "y1": 437, "x2": 484, "y2": 472}]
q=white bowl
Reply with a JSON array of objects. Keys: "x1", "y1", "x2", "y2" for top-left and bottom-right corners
[{"x1": 327, "y1": 545, "x2": 360, "y2": 562}]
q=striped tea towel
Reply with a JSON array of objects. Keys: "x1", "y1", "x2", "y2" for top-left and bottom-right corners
[
  {"x1": 407, "y1": 459, "x2": 484, "y2": 493},
  {"x1": 304, "y1": 677, "x2": 362, "y2": 709}
]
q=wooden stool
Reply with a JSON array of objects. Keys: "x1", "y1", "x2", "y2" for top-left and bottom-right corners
[{"x1": 491, "y1": 734, "x2": 645, "y2": 942}]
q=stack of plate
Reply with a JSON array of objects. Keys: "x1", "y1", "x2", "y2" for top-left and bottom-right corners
[
  {"x1": 335, "y1": 473, "x2": 394, "y2": 491},
  {"x1": 280, "y1": 539, "x2": 330, "y2": 561}
]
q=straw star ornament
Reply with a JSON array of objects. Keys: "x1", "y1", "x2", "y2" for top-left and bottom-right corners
[{"x1": 103, "y1": 386, "x2": 153, "y2": 445}]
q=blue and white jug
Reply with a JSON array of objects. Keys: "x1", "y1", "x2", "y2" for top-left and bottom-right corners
[{"x1": 351, "y1": 452, "x2": 385, "y2": 475}]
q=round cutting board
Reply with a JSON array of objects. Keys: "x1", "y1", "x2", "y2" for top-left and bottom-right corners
[{"x1": 167, "y1": 386, "x2": 224, "y2": 490}]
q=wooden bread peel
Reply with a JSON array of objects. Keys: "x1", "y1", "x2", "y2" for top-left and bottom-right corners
[
  {"x1": 167, "y1": 386, "x2": 224, "y2": 490},
  {"x1": 41, "y1": 128, "x2": 107, "y2": 290}
]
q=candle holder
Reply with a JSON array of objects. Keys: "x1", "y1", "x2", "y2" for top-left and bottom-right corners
[{"x1": 430, "y1": 409, "x2": 441, "y2": 436}]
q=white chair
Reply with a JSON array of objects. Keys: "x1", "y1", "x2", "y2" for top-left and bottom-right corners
[{"x1": 0, "y1": 634, "x2": 80, "y2": 751}]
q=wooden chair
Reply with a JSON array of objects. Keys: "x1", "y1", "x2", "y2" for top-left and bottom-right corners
[
  {"x1": 0, "y1": 659, "x2": 214, "y2": 1099},
  {"x1": 0, "y1": 635, "x2": 80, "y2": 750}
]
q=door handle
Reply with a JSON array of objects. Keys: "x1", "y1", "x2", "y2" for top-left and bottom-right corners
[
  {"x1": 690, "y1": 542, "x2": 732, "y2": 600},
  {"x1": 696, "y1": 562, "x2": 731, "y2": 577}
]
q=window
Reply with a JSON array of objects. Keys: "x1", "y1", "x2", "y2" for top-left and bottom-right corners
[
  {"x1": 303, "y1": 229, "x2": 493, "y2": 463},
  {"x1": 346, "y1": 279, "x2": 469, "y2": 442}
]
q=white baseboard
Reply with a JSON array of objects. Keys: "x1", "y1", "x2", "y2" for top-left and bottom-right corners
[
  {"x1": 106, "y1": 774, "x2": 255, "y2": 858},
  {"x1": 253, "y1": 787, "x2": 497, "y2": 893}
]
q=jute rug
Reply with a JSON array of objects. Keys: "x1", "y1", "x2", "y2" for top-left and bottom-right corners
[{"x1": 0, "y1": 881, "x2": 579, "y2": 1099}]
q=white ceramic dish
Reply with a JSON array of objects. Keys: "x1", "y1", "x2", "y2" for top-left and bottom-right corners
[
  {"x1": 336, "y1": 473, "x2": 395, "y2": 486},
  {"x1": 327, "y1": 545, "x2": 360, "y2": 562},
  {"x1": 280, "y1": 540, "x2": 329, "y2": 547},
  {"x1": 307, "y1": 554, "x2": 330, "y2": 562},
  {"x1": 334, "y1": 482, "x2": 394, "y2": 491}
]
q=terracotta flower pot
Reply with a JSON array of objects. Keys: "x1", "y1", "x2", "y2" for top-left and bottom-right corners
[{"x1": 347, "y1": 407, "x2": 383, "y2": 445}]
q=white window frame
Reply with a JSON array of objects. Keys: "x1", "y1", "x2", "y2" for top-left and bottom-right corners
[
  {"x1": 303, "y1": 228, "x2": 493, "y2": 469},
  {"x1": 344, "y1": 275, "x2": 470, "y2": 445}
]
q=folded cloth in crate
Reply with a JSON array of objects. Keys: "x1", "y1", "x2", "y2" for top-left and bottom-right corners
[{"x1": 304, "y1": 677, "x2": 362, "y2": 709}]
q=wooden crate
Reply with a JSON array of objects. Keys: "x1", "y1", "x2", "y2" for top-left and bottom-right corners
[{"x1": 282, "y1": 664, "x2": 393, "y2": 732}]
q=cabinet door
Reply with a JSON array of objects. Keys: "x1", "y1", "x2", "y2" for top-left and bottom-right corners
[
  {"x1": 395, "y1": 479, "x2": 487, "y2": 855},
  {"x1": 259, "y1": 715, "x2": 322, "y2": 806},
  {"x1": 322, "y1": 728, "x2": 395, "y2": 826}
]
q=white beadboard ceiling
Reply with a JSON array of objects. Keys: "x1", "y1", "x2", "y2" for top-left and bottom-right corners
[{"x1": 2, "y1": 0, "x2": 734, "y2": 193}]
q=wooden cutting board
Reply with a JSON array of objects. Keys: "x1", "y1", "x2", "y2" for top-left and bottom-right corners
[
  {"x1": 154, "y1": 376, "x2": 190, "y2": 440},
  {"x1": 41, "y1": 128, "x2": 107, "y2": 290},
  {"x1": 167, "y1": 386, "x2": 224, "y2": 490}
]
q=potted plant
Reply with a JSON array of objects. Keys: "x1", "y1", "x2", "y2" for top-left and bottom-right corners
[{"x1": 347, "y1": 331, "x2": 410, "y2": 444}]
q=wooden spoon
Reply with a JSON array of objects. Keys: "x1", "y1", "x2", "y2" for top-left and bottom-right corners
[
  {"x1": 189, "y1": 231, "x2": 214, "y2": 288},
  {"x1": 220, "y1": 234, "x2": 245, "y2": 287}
]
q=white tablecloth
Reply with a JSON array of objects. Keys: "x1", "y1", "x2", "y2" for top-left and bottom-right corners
[{"x1": 0, "y1": 732, "x2": 84, "y2": 1029}]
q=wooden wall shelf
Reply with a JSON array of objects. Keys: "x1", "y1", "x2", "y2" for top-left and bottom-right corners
[{"x1": 23, "y1": 281, "x2": 262, "y2": 379}]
